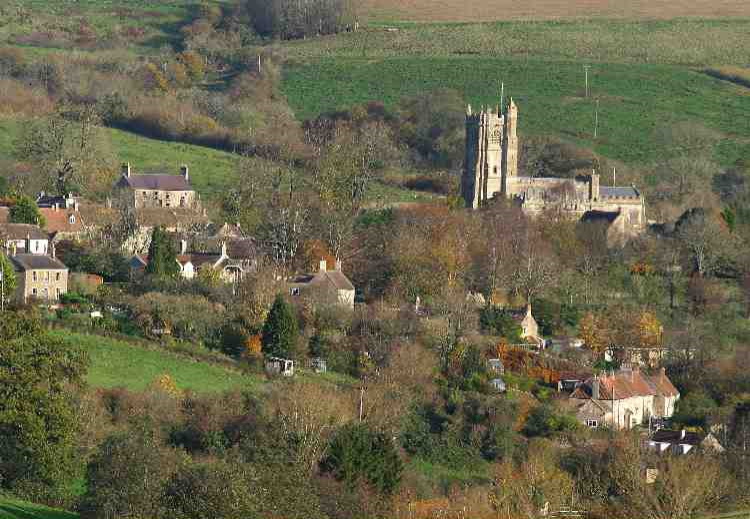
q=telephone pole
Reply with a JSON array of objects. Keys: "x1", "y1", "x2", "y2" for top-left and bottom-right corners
[
  {"x1": 594, "y1": 99, "x2": 599, "y2": 138},
  {"x1": 583, "y1": 65, "x2": 591, "y2": 97}
]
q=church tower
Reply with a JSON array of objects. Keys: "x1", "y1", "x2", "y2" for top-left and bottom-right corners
[
  {"x1": 502, "y1": 98, "x2": 519, "y2": 183},
  {"x1": 462, "y1": 98, "x2": 518, "y2": 208}
]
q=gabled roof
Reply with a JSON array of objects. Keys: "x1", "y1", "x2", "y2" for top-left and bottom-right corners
[
  {"x1": 177, "y1": 253, "x2": 225, "y2": 269},
  {"x1": 39, "y1": 209, "x2": 84, "y2": 233},
  {"x1": 571, "y1": 368, "x2": 679, "y2": 401},
  {"x1": 117, "y1": 174, "x2": 192, "y2": 192},
  {"x1": 290, "y1": 269, "x2": 355, "y2": 291},
  {"x1": 10, "y1": 254, "x2": 67, "y2": 271},
  {"x1": 0, "y1": 223, "x2": 49, "y2": 240}
]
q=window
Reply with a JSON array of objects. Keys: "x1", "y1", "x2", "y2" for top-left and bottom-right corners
[
  {"x1": 32, "y1": 272, "x2": 37, "y2": 282},
  {"x1": 56, "y1": 288, "x2": 61, "y2": 299},
  {"x1": 586, "y1": 419, "x2": 599, "y2": 428},
  {"x1": 290, "y1": 287, "x2": 301, "y2": 296},
  {"x1": 32, "y1": 288, "x2": 37, "y2": 296},
  {"x1": 180, "y1": 196, "x2": 186, "y2": 207},
  {"x1": 55, "y1": 272, "x2": 61, "y2": 281},
  {"x1": 45, "y1": 271, "x2": 50, "y2": 282},
  {"x1": 68, "y1": 214, "x2": 76, "y2": 224}
]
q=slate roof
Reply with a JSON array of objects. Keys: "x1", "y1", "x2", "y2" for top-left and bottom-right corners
[
  {"x1": 0, "y1": 223, "x2": 49, "y2": 240},
  {"x1": 581, "y1": 210, "x2": 620, "y2": 224},
  {"x1": 177, "y1": 253, "x2": 225, "y2": 269},
  {"x1": 118, "y1": 174, "x2": 192, "y2": 192},
  {"x1": 650, "y1": 429, "x2": 703, "y2": 445},
  {"x1": 290, "y1": 270, "x2": 355, "y2": 291},
  {"x1": 10, "y1": 254, "x2": 67, "y2": 271},
  {"x1": 600, "y1": 186, "x2": 640, "y2": 199}
]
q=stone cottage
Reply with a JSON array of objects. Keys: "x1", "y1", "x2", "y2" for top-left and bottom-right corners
[
  {"x1": 9, "y1": 253, "x2": 68, "y2": 303},
  {"x1": 288, "y1": 259, "x2": 356, "y2": 309},
  {"x1": 116, "y1": 163, "x2": 198, "y2": 209},
  {"x1": 568, "y1": 367, "x2": 679, "y2": 430}
]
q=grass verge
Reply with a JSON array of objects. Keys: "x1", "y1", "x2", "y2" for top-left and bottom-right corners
[{"x1": 0, "y1": 497, "x2": 77, "y2": 519}]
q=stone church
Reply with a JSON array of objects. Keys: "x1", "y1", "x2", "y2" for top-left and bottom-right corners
[{"x1": 461, "y1": 99, "x2": 646, "y2": 244}]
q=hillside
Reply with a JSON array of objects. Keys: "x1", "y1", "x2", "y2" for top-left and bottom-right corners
[{"x1": 51, "y1": 331, "x2": 258, "y2": 393}]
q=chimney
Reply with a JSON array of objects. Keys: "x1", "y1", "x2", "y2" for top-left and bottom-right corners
[
  {"x1": 592, "y1": 377, "x2": 600, "y2": 400},
  {"x1": 180, "y1": 239, "x2": 188, "y2": 255},
  {"x1": 74, "y1": 201, "x2": 79, "y2": 212},
  {"x1": 319, "y1": 258, "x2": 327, "y2": 272},
  {"x1": 51, "y1": 242, "x2": 56, "y2": 259},
  {"x1": 220, "y1": 241, "x2": 227, "y2": 258},
  {"x1": 335, "y1": 259, "x2": 342, "y2": 271},
  {"x1": 122, "y1": 163, "x2": 131, "y2": 177},
  {"x1": 25, "y1": 233, "x2": 30, "y2": 253},
  {"x1": 590, "y1": 172, "x2": 600, "y2": 202},
  {"x1": 180, "y1": 164, "x2": 189, "y2": 181},
  {"x1": 680, "y1": 429, "x2": 686, "y2": 440}
]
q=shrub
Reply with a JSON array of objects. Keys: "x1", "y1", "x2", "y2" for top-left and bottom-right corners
[{"x1": 321, "y1": 423, "x2": 403, "y2": 494}]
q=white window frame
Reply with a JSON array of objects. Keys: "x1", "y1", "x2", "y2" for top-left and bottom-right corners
[
  {"x1": 290, "y1": 287, "x2": 301, "y2": 296},
  {"x1": 586, "y1": 419, "x2": 598, "y2": 428}
]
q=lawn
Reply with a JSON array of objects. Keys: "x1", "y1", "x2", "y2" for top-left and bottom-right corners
[
  {"x1": 282, "y1": 56, "x2": 750, "y2": 167},
  {"x1": 50, "y1": 331, "x2": 257, "y2": 393},
  {"x1": 0, "y1": 498, "x2": 77, "y2": 519}
]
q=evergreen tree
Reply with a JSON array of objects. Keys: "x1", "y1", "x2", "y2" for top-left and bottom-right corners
[
  {"x1": 145, "y1": 226, "x2": 180, "y2": 279},
  {"x1": 0, "y1": 252, "x2": 17, "y2": 304},
  {"x1": 261, "y1": 294, "x2": 298, "y2": 358},
  {"x1": 9, "y1": 195, "x2": 45, "y2": 226},
  {"x1": 321, "y1": 422, "x2": 403, "y2": 494}
]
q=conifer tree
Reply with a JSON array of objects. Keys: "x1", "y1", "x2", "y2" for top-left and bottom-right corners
[
  {"x1": 0, "y1": 252, "x2": 17, "y2": 304},
  {"x1": 261, "y1": 294, "x2": 298, "y2": 358},
  {"x1": 145, "y1": 227, "x2": 180, "y2": 279}
]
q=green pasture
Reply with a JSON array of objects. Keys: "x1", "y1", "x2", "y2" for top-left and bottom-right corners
[
  {"x1": 284, "y1": 18, "x2": 750, "y2": 66},
  {"x1": 50, "y1": 331, "x2": 257, "y2": 393},
  {"x1": 282, "y1": 56, "x2": 750, "y2": 167}
]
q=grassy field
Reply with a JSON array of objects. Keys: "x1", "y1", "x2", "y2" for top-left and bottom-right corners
[
  {"x1": 360, "y1": 0, "x2": 750, "y2": 22},
  {"x1": 0, "y1": 0, "x2": 198, "y2": 54},
  {"x1": 283, "y1": 19, "x2": 750, "y2": 66},
  {"x1": 0, "y1": 498, "x2": 77, "y2": 519},
  {"x1": 50, "y1": 331, "x2": 257, "y2": 393},
  {"x1": 282, "y1": 56, "x2": 750, "y2": 167}
]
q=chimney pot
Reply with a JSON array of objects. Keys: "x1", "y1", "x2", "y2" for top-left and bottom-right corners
[
  {"x1": 180, "y1": 239, "x2": 187, "y2": 255},
  {"x1": 180, "y1": 164, "x2": 189, "y2": 181}
]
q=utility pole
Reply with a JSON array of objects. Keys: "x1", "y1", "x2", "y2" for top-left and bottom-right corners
[
  {"x1": 583, "y1": 65, "x2": 591, "y2": 97},
  {"x1": 613, "y1": 166, "x2": 616, "y2": 186},
  {"x1": 0, "y1": 263, "x2": 4, "y2": 313},
  {"x1": 594, "y1": 99, "x2": 599, "y2": 138}
]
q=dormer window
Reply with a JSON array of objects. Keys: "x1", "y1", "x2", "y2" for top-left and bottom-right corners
[{"x1": 69, "y1": 214, "x2": 76, "y2": 224}]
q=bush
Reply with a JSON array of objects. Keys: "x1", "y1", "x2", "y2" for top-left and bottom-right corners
[
  {"x1": 479, "y1": 306, "x2": 522, "y2": 341},
  {"x1": 321, "y1": 423, "x2": 403, "y2": 494}
]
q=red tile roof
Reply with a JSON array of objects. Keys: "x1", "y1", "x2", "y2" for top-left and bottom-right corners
[{"x1": 572, "y1": 368, "x2": 679, "y2": 401}]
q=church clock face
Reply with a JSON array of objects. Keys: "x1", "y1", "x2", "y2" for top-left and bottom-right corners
[{"x1": 491, "y1": 127, "x2": 502, "y2": 143}]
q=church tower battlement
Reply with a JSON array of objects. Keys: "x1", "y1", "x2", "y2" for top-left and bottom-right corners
[{"x1": 462, "y1": 99, "x2": 519, "y2": 209}]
